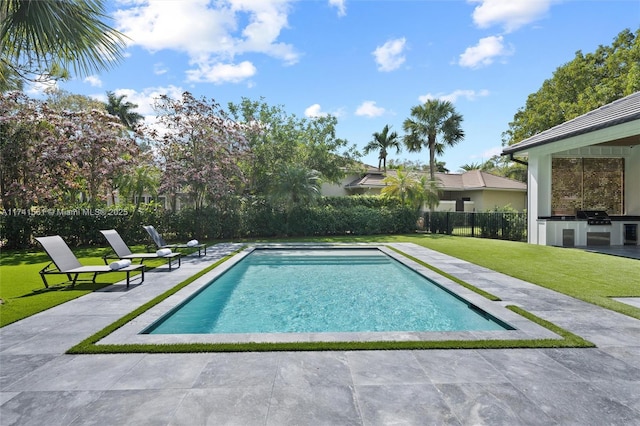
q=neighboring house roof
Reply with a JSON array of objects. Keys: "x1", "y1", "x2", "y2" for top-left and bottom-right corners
[
  {"x1": 345, "y1": 169, "x2": 526, "y2": 192},
  {"x1": 345, "y1": 171, "x2": 386, "y2": 188},
  {"x1": 502, "y1": 91, "x2": 640, "y2": 155}
]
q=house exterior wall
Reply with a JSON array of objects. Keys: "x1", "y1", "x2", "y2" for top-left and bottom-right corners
[
  {"x1": 433, "y1": 200, "x2": 475, "y2": 212},
  {"x1": 437, "y1": 190, "x2": 526, "y2": 212},
  {"x1": 475, "y1": 190, "x2": 527, "y2": 212},
  {"x1": 323, "y1": 173, "x2": 526, "y2": 212},
  {"x1": 321, "y1": 180, "x2": 351, "y2": 197}
]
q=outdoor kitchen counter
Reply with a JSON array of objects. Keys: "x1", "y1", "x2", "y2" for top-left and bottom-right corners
[{"x1": 537, "y1": 217, "x2": 640, "y2": 247}]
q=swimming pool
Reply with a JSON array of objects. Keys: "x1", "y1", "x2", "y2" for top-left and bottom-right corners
[{"x1": 144, "y1": 247, "x2": 512, "y2": 334}]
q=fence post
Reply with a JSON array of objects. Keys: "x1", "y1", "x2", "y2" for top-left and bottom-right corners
[
  {"x1": 445, "y1": 212, "x2": 449, "y2": 235},
  {"x1": 502, "y1": 214, "x2": 506, "y2": 239},
  {"x1": 470, "y1": 212, "x2": 475, "y2": 237}
]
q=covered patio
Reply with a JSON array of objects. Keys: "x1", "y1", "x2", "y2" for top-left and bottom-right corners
[{"x1": 502, "y1": 92, "x2": 640, "y2": 252}]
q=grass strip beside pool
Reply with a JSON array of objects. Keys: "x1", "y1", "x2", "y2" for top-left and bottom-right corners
[{"x1": 67, "y1": 247, "x2": 594, "y2": 354}]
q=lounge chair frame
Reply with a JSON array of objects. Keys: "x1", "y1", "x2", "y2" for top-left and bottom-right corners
[
  {"x1": 100, "y1": 229, "x2": 182, "y2": 271},
  {"x1": 143, "y1": 225, "x2": 207, "y2": 256},
  {"x1": 36, "y1": 236, "x2": 144, "y2": 288}
]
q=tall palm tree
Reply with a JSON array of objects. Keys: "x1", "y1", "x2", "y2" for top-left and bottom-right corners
[
  {"x1": 0, "y1": 0, "x2": 127, "y2": 91},
  {"x1": 403, "y1": 100, "x2": 465, "y2": 182},
  {"x1": 106, "y1": 91, "x2": 144, "y2": 130},
  {"x1": 362, "y1": 124, "x2": 401, "y2": 172}
]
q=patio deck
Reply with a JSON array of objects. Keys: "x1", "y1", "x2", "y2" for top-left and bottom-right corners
[
  {"x1": 578, "y1": 244, "x2": 640, "y2": 260},
  {"x1": 1, "y1": 243, "x2": 639, "y2": 425}
]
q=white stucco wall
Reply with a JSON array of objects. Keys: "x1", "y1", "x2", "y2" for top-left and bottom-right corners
[
  {"x1": 474, "y1": 191, "x2": 527, "y2": 212},
  {"x1": 320, "y1": 179, "x2": 350, "y2": 197}
]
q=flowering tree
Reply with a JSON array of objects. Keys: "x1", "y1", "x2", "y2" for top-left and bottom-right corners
[
  {"x1": 57, "y1": 108, "x2": 139, "y2": 205},
  {"x1": 0, "y1": 91, "x2": 73, "y2": 210},
  {"x1": 0, "y1": 91, "x2": 139, "y2": 210},
  {"x1": 148, "y1": 92, "x2": 250, "y2": 210}
]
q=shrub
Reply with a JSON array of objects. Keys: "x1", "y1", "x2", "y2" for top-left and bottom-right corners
[{"x1": 1, "y1": 196, "x2": 418, "y2": 247}]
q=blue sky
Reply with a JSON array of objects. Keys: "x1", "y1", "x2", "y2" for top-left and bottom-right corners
[{"x1": 39, "y1": 0, "x2": 639, "y2": 172}]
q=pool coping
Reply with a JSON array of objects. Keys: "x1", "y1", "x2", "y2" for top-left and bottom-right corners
[{"x1": 97, "y1": 243, "x2": 560, "y2": 346}]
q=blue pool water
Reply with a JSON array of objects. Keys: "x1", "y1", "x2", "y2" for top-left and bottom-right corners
[{"x1": 145, "y1": 248, "x2": 511, "y2": 334}]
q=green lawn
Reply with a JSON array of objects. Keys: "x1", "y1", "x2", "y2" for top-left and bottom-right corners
[
  {"x1": 1, "y1": 235, "x2": 639, "y2": 328},
  {"x1": 0, "y1": 245, "x2": 173, "y2": 327},
  {"x1": 387, "y1": 235, "x2": 640, "y2": 319},
  {"x1": 368, "y1": 235, "x2": 639, "y2": 319}
]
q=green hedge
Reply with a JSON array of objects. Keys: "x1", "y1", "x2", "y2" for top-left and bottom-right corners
[{"x1": 1, "y1": 196, "x2": 416, "y2": 248}]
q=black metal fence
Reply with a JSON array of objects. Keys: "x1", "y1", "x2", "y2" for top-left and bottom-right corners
[{"x1": 424, "y1": 211, "x2": 527, "y2": 242}]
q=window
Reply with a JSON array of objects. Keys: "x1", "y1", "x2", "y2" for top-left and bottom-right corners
[{"x1": 551, "y1": 158, "x2": 624, "y2": 215}]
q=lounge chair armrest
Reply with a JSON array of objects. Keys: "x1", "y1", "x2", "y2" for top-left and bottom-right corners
[{"x1": 39, "y1": 262, "x2": 59, "y2": 275}]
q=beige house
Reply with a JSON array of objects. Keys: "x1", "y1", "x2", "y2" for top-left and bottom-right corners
[{"x1": 322, "y1": 168, "x2": 527, "y2": 212}]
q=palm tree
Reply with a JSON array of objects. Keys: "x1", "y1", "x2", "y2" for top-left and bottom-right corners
[
  {"x1": 459, "y1": 162, "x2": 482, "y2": 171},
  {"x1": 380, "y1": 166, "x2": 419, "y2": 206},
  {"x1": 269, "y1": 164, "x2": 321, "y2": 208},
  {"x1": 403, "y1": 100, "x2": 465, "y2": 182},
  {"x1": 0, "y1": 60, "x2": 23, "y2": 91},
  {"x1": 363, "y1": 124, "x2": 401, "y2": 172},
  {"x1": 115, "y1": 164, "x2": 160, "y2": 209},
  {"x1": 415, "y1": 175, "x2": 441, "y2": 212},
  {"x1": 106, "y1": 91, "x2": 144, "y2": 130},
  {"x1": 268, "y1": 164, "x2": 321, "y2": 235},
  {"x1": 0, "y1": 0, "x2": 127, "y2": 91}
]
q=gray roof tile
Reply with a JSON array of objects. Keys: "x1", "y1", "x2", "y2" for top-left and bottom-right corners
[
  {"x1": 502, "y1": 91, "x2": 640, "y2": 155},
  {"x1": 345, "y1": 169, "x2": 526, "y2": 191}
]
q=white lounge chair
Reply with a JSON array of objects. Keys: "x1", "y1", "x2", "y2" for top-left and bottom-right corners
[
  {"x1": 143, "y1": 225, "x2": 207, "y2": 256},
  {"x1": 35, "y1": 235, "x2": 145, "y2": 288},
  {"x1": 100, "y1": 229, "x2": 182, "y2": 271}
]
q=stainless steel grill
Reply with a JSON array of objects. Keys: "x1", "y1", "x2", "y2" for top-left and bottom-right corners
[{"x1": 576, "y1": 210, "x2": 612, "y2": 225}]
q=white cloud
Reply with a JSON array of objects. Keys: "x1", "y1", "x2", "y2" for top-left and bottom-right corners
[
  {"x1": 153, "y1": 63, "x2": 168, "y2": 75},
  {"x1": 419, "y1": 89, "x2": 490, "y2": 104},
  {"x1": 372, "y1": 37, "x2": 406, "y2": 72},
  {"x1": 102, "y1": 85, "x2": 185, "y2": 117},
  {"x1": 100, "y1": 85, "x2": 187, "y2": 138},
  {"x1": 458, "y1": 35, "x2": 512, "y2": 68},
  {"x1": 25, "y1": 76, "x2": 58, "y2": 96},
  {"x1": 304, "y1": 104, "x2": 345, "y2": 118},
  {"x1": 305, "y1": 103, "x2": 328, "y2": 118},
  {"x1": 355, "y1": 101, "x2": 385, "y2": 118},
  {"x1": 83, "y1": 75, "x2": 102, "y2": 87},
  {"x1": 114, "y1": 0, "x2": 298, "y2": 82},
  {"x1": 329, "y1": 0, "x2": 346, "y2": 17},
  {"x1": 186, "y1": 61, "x2": 257, "y2": 84},
  {"x1": 469, "y1": 0, "x2": 552, "y2": 33}
]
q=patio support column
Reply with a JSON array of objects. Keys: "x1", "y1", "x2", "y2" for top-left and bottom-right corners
[
  {"x1": 527, "y1": 153, "x2": 552, "y2": 244},
  {"x1": 628, "y1": 147, "x2": 640, "y2": 214}
]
